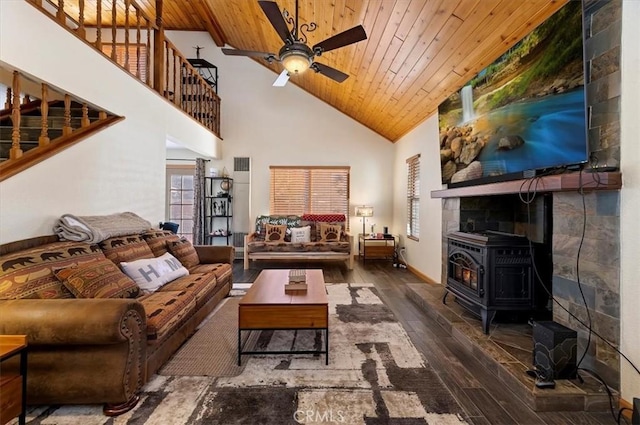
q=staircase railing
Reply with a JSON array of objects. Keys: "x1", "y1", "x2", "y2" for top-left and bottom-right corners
[
  {"x1": 26, "y1": 0, "x2": 221, "y2": 137},
  {"x1": 0, "y1": 70, "x2": 123, "y2": 182}
]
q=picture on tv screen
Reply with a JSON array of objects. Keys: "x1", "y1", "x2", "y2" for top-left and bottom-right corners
[{"x1": 438, "y1": 1, "x2": 587, "y2": 186}]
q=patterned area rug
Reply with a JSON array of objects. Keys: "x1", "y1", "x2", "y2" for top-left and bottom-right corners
[{"x1": 21, "y1": 283, "x2": 468, "y2": 425}]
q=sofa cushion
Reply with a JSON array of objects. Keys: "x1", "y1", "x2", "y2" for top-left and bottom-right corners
[
  {"x1": 142, "y1": 229, "x2": 181, "y2": 257},
  {"x1": 246, "y1": 240, "x2": 351, "y2": 254},
  {"x1": 99, "y1": 234, "x2": 154, "y2": 264},
  {"x1": 138, "y1": 290, "x2": 196, "y2": 341},
  {"x1": 0, "y1": 241, "x2": 105, "y2": 300},
  {"x1": 120, "y1": 253, "x2": 189, "y2": 294},
  {"x1": 188, "y1": 263, "x2": 232, "y2": 285},
  {"x1": 158, "y1": 272, "x2": 219, "y2": 308},
  {"x1": 55, "y1": 258, "x2": 140, "y2": 299},
  {"x1": 265, "y1": 224, "x2": 287, "y2": 242},
  {"x1": 319, "y1": 223, "x2": 342, "y2": 242},
  {"x1": 167, "y1": 239, "x2": 200, "y2": 268},
  {"x1": 301, "y1": 214, "x2": 346, "y2": 223}
]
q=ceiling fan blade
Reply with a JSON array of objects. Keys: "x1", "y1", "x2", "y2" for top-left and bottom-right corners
[
  {"x1": 273, "y1": 70, "x2": 290, "y2": 87},
  {"x1": 311, "y1": 62, "x2": 349, "y2": 83},
  {"x1": 221, "y1": 48, "x2": 275, "y2": 60},
  {"x1": 313, "y1": 25, "x2": 367, "y2": 53},
  {"x1": 258, "y1": 1, "x2": 294, "y2": 44}
]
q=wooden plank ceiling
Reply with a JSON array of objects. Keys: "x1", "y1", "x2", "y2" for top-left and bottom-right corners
[{"x1": 88, "y1": 0, "x2": 569, "y2": 142}]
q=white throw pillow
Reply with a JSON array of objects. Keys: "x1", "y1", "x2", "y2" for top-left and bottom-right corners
[
  {"x1": 290, "y1": 226, "x2": 311, "y2": 243},
  {"x1": 120, "y1": 252, "x2": 188, "y2": 294}
]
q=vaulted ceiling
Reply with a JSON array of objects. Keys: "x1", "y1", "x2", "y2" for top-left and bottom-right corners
[{"x1": 98, "y1": 0, "x2": 569, "y2": 142}]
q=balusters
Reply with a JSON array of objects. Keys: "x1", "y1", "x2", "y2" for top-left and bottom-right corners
[
  {"x1": 63, "y1": 94, "x2": 72, "y2": 136},
  {"x1": 124, "y1": 0, "x2": 130, "y2": 71},
  {"x1": 136, "y1": 9, "x2": 142, "y2": 80},
  {"x1": 96, "y1": 0, "x2": 102, "y2": 50},
  {"x1": 165, "y1": 43, "x2": 170, "y2": 99},
  {"x1": 39, "y1": 84, "x2": 50, "y2": 146},
  {"x1": 22, "y1": 94, "x2": 31, "y2": 105},
  {"x1": 4, "y1": 87, "x2": 11, "y2": 110},
  {"x1": 57, "y1": 0, "x2": 66, "y2": 23},
  {"x1": 146, "y1": 20, "x2": 151, "y2": 85},
  {"x1": 81, "y1": 103, "x2": 90, "y2": 127},
  {"x1": 111, "y1": 0, "x2": 117, "y2": 61},
  {"x1": 77, "y1": 0, "x2": 86, "y2": 38},
  {"x1": 99, "y1": 111, "x2": 108, "y2": 120},
  {"x1": 10, "y1": 71, "x2": 22, "y2": 160}
]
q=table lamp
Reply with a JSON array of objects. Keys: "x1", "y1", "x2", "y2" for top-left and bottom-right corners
[{"x1": 355, "y1": 205, "x2": 374, "y2": 236}]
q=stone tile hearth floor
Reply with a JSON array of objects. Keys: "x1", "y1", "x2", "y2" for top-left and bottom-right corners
[{"x1": 404, "y1": 282, "x2": 614, "y2": 413}]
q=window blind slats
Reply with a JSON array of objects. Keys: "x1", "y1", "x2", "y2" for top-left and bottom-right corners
[
  {"x1": 270, "y1": 167, "x2": 350, "y2": 226},
  {"x1": 407, "y1": 155, "x2": 420, "y2": 239},
  {"x1": 102, "y1": 44, "x2": 147, "y2": 81}
]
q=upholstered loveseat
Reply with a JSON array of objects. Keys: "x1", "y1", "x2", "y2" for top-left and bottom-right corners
[
  {"x1": 243, "y1": 214, "x2": 353, "y2": 269},
  {"x1": 0, "y1": 229, "x2": 233, "y2": 415}
]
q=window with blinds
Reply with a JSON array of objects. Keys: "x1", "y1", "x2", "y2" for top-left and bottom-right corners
[
  {"x1": 270, "y1": 166, "x2": 350, "y2": 223},
  {"x1": 407, "y1": 154, "x2": 420, "y2": 240},
  {"x1": 102, "y1": 44, "x2": 147, "y2": 82}
]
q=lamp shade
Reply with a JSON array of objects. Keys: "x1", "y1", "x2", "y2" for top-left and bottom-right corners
[{"x1": 355, "y1": 206, "x2": 373, "y2": 217}]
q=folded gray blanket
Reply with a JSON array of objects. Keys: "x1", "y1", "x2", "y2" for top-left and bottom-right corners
[{"x1": 54, "y1": 212, "x2": 153, "y2": 244}]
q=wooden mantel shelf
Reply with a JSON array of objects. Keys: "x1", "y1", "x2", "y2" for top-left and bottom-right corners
[{"x1": 431, "y1": 171, "x2": 622, "y2": 198}]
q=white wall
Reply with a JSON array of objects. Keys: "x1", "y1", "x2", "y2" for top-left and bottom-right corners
[
  {"x1": 0, "y1": 1, "x2": 220, "y2": 243},
  {"x1": 391, "y1": 115, "x2": 443, "y2": 282},
  {"x1": 619, "y1": 0, "x2": 640, "y2": 404},
  {"x1": 166, "y1": 31, "x2": 394, "y2": 240}
]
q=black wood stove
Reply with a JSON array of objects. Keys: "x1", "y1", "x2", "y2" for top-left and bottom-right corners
[{"x1": 444, "y1": 231, "x2": 536, "y2": 334}]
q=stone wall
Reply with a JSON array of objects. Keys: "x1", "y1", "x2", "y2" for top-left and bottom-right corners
[{"x1": 551, "y1": 0, "x2": 622, "y2": 388}]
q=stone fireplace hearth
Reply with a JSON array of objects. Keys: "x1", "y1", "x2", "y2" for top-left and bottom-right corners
[{"x1": 438, "y1": 183, "x2": 621, "y2": 390}]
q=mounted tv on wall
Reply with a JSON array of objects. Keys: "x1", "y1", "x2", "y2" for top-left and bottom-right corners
[{"x1": 438, "y1": 1, "x2": 588, "y2": 187}]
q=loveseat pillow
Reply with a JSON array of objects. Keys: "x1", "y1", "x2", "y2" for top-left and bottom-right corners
[
  {"x1": 55, "y1": 258, "x2": 140, "y2": 299},
  {"x1": 265, "y1": 224, "x2": 287, "y2": 242},
  {"x1": 168, "y1": 239, "x2": 200, "y2": 268},
  {"x1": 120, "y1": 252, "x2": 189, "y2": 294},
  {"x1": 319, "y1": 222, "x2": 342, "y2": 242},
  {"x1": 290, "y1": 225, "x2": 311, "y2": 243}
]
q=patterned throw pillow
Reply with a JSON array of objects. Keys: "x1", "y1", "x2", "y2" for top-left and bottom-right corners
[
  {"x1": 141, "y1": 229, "x2": 181, "y2": 257},
  {"x1": 55, "y1": 259, "x2": 140, "y2": 299},
  {"x1": 290, "y1": 226, "x2": 311, "y2": 243},
  {"x1": 168, "y1": 239, "x2": 200, "y2": 268},
  {"x1": 319, "y1": 223, "x2": 342, "y2": 242},
  {"x1": 265, "y1": 224, "x2": 287, "y2": 242},
  {"x1": 0, "y1": 241, "x2": 105, "y2": 300},
  {"x1": 120, "y1": 253, "x2": 189, "y2": 294},
  {"x1": 99, "y1": 234, "x2": 155, "y2": 263}
]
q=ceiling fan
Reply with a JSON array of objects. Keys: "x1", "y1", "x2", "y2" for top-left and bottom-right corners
[{"x1": 221, "y1": 0, "x2": 367, "y2": 86}]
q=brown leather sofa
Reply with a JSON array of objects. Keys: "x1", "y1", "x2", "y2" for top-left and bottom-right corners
[{"x1": 0, "y1": 230, "x2": 233, "y2": 416}]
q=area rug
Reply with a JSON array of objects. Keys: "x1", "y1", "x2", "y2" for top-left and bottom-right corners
[
  {"x1": 158, "y1": 297, "x2": 258, "y2": 377},
  {"x1": 23, "y1": 283, "x2": 469, "y2": 424}
]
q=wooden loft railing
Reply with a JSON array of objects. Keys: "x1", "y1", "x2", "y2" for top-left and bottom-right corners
[
  {"x1": 0, "y1": 70, "x2": 123, "y2": 182},
  {"x1": 26, "y1": 0, "x2": 221, "y2": 138}
]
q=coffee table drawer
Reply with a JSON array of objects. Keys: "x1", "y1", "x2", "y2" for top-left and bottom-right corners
[{"x1": 239, "y1": 305, "x2": 327, "y2": 329}]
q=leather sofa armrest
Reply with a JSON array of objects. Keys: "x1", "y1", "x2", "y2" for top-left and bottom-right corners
[
  {"x1": 0, "y1": 298, "x2": 146, "y2": 345},
  {"x1": 194, "y1": 245, "x2": 234, "y2": 264}
]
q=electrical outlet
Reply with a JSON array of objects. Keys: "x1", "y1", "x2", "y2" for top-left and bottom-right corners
[{"x1": 632, "y1": 397, "x2": 640, "y2": 425}]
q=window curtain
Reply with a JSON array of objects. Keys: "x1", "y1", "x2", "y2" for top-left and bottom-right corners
[{"x1": 193, "y1": 158, "x2": 206, "y2": 245}]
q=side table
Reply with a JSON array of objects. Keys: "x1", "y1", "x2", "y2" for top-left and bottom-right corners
[
  {"x1": 0, "y1": 335, "x2": 27, "y2": 425},
  {"x1": 358, "y1": 234, "x2": 397, "y2": 263}
]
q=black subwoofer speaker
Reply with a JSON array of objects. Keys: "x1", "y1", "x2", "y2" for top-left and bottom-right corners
[{"x1": 532, "y1": 321, "x2": 577, "y2": 380}]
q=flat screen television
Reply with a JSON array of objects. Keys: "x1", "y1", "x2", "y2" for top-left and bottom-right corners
[{"x1": 438, "y1": 1, "x2": 588, "y2": 187}]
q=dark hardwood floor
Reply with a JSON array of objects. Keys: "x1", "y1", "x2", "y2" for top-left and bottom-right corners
[{"x1": 232, "y1": 259, "x2": 616, "y2": 425}]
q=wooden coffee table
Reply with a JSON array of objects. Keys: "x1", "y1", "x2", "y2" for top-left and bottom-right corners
[{"x1": 238, "y1": 269, "x2": 329, "y2": 365}]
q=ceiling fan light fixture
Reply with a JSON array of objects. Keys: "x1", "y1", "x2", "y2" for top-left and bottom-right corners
[{"x1": 279, "y1": 43, "x2": 313, "y2": 74}]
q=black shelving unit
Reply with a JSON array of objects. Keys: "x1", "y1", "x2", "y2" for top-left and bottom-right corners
[{"x1": 203, "y1": 177, "x2": 233, "y2": 245}]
